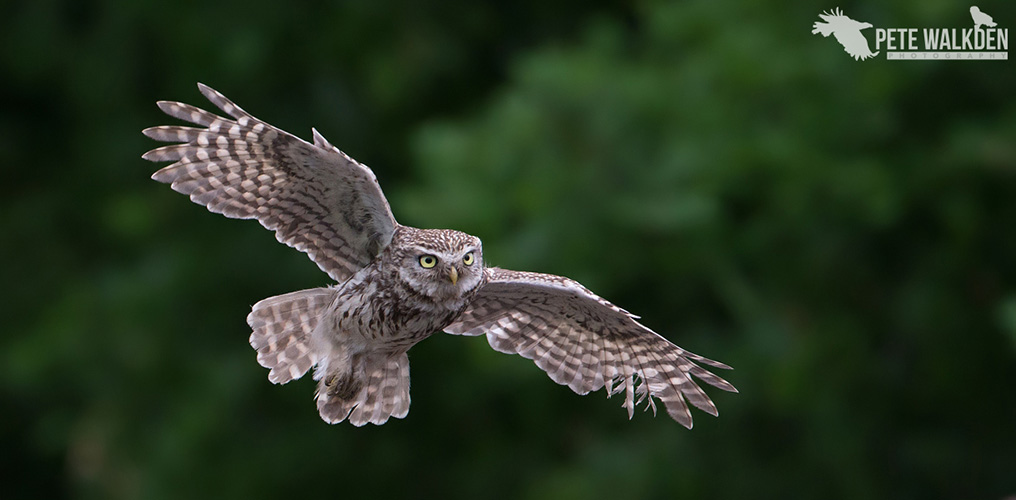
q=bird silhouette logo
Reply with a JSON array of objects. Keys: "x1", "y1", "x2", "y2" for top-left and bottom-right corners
[
  {"x1": 970, "y1": 6, "x2": 997, "y2": 30},
  {"x1": 812, "y1": 8, "x2": 880, "y2": 61}
]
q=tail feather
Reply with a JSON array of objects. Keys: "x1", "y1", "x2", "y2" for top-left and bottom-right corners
[
  {"x1": 316, "y1": 352, "x2": 411, "y2": 426},
  {"x1": 247, "y1": 288, "x2": 336, "y2": 384}
]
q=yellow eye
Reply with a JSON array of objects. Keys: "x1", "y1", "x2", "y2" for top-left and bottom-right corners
[
  {"x1": 419, "y1": 255, "x2": 437, "y2": 268},
  {"x1": 462, "y1": 251, "x2": 475, "y2": 266}
]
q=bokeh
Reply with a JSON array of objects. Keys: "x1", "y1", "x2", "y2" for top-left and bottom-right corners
[{"x1": 2, "y1": 1, "x2": 1014, "y2": 499}]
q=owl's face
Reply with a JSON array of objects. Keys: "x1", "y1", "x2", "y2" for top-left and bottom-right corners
[{"x1": 391, "y1": 228, "x2": 484, "y2": 305}]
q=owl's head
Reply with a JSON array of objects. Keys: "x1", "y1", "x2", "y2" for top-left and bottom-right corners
[{"x1": 390, "y1": 228, "x2": 484, "y2": 306}]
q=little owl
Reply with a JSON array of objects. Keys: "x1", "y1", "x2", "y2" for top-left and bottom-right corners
[{"x1": 143, "y1": 84, "x2": 737, "y2": 428}]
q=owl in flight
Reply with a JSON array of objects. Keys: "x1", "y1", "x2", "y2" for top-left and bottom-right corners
[{"x1": 143, "y1": 84, "x2": 736, "y2": 428}]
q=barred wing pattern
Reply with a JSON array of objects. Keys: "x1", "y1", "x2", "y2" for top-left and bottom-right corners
[
  {"x1": 142, "y1": 83, "x2": 397, "y2": 282},
  {"x1": 445, "y1": 268, "x2": 736, "y2": 428}
]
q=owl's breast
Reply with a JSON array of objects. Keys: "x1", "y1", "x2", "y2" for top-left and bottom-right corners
[{"x1": 326, "y1": 266, "x2": 459, "y2": 353}]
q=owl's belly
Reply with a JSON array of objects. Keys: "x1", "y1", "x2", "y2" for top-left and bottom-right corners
[{"x1": 323, "y1": 275, "x2": 460, "y2": 354}]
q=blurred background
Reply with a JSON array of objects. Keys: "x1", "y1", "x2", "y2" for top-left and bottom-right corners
[{"x1": 2, "y1": 0, "x2": 1015, "y2": 498}]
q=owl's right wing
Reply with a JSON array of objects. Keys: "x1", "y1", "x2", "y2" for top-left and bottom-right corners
[
  {"x1": 445, "y1": 267, "x2": 736, "y2": 428},
  {"x1": 143, "y1": 83, "x2": 397, "y2": 282}
]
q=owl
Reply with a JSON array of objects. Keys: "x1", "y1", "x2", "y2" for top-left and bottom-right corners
[{"x1": 143, "y1": 84, "x2": 737, "y2": 428}]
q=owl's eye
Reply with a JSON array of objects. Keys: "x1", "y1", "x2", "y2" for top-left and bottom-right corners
[
  {"x1": 462, "y1": 251, "x2": 475, "y2": 266},
  {"x1": 419, "y1": 255, "x2": 438, "y2": 268}
]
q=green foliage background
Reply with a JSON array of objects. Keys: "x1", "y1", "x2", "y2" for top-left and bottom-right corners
[{"x1": 2, "y1": 1, "x2": 1014, "y2": 498}]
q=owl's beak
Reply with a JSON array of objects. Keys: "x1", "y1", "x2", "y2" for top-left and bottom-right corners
[{"x1": 448, "y1": 266, "x2": 459, "y2": 285}]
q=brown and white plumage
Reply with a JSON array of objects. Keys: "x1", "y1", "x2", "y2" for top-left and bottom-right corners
[
  {"x1": 143, "y1": 83, "x2": 396, "y2": 282},
  {"x1": 144, "y1": 84, "x2": 736, "y2": 428},
  {"x1": 445, "y1": 268, "x2": 735, "y2": 428}
]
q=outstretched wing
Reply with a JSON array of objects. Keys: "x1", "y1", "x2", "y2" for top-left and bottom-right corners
[
  {"x1": 142, "y1": 83, "x2": 397, "y2": 282},
  {"x1": 445, "y1": 267, "x2": 736, "y2": 428}
]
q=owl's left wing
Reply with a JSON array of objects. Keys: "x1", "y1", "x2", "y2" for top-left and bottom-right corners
[{"x1": 444, "y1": 267, "x2": 736, "y2": 428}]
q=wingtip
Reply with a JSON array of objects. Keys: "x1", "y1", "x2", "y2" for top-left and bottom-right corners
[
  {"x1": 196, "y1": 82, "x2": 217, "y2": 100},
  {"x1": 150, "y1": 165, "x2": 174, "y2": 182},
  {"x1": 196, "y1": 82, "x2": 228, "y2": 105},
  {"x1": 194, "y1": 82, "x2": 252, "y2": 120},
  {"x1": 714, "y1": 361, "x2": 734, "y2": 370},
  {"x1": 141, "y1": 127, "x2": 161, "y2": 140},
  {"x1": 155, "y1": 100, "x2": 177, "y2": 114}
]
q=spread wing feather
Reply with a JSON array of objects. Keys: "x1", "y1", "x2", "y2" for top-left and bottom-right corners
[
  {"x1": 445, "y1": 267, "x2": 736, "y2": 428},
  {"x1": 142, "y1": 83, "x2": 397, "y2": 282}
]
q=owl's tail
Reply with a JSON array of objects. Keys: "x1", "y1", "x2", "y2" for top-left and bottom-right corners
[
  {"x1": 247, "y1": 287, "x2": 337, "y2": 384},
  {"x1": 315, "y1": 352, "x2": 411, "y2": 426}
]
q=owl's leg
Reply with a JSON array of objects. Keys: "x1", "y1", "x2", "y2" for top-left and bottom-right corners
[
  {"x1": 247, "y1": 288, "x2": 337, "y2": 384},
  {"x1": 314, "y1": 352, "x2": 364, "y2": 423},
  {"x1": 315, "y1": 352, "x2": 411, "y2": 426}
]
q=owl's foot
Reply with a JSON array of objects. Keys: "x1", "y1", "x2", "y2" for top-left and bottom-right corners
[
  {"x1": 314, "y1": 352, "x2": 411, "y2": 426},
  {"x1": 324, "y1": 373, "x2": 364, "y2": 400}
]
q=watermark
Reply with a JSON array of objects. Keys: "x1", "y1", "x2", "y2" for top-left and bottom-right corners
[{"x1": 812, "y1": 6, "x2": 1008, "y2": 61}]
